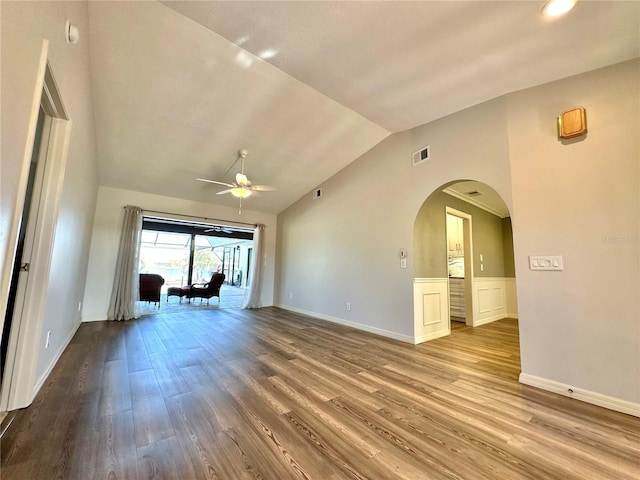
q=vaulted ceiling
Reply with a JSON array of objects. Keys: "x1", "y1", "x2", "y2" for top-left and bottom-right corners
[{"x1": 87, "y1": 1, "x2": 639, "y2": 214}]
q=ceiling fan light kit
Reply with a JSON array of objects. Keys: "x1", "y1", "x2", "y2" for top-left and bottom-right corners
[{"x1": 231, "y1": 187, "x2": 251, "y2": 198}]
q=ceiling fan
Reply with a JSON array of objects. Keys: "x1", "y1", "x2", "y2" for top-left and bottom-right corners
[
  {"x1": 204, "y1": 225, "x2": 233, "y2": 234},
  {"x1": 197, "y1": 149, "x2": 274, "y2": 200}
]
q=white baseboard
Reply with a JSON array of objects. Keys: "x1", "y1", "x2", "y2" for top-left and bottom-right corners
[
  {"x1": 415, "y1": 329, "x2": 450, "y2": 344},
  {"x1": 33, "y1": 321, "x2": 81, "y2": 396},
  {"x1": 519, "y1": 373, "x2": 640, "y2": 417},
  {"x1": 82, "y1": 316, "x2": 106, "y2": 323},
  {"x1": 275, "y1": 304, "x2": 416, "y2": 344},
  {"x1": 474, "y1": 312, "x2": 507, "y2": 327}
]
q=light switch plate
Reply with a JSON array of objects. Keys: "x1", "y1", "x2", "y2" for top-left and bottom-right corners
[{"x1": 529, "y1": 255, "x2": 563, "y2": 271}]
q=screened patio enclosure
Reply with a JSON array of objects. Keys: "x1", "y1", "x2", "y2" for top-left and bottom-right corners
[{"x1": 139, "y1": 217, "x2": 254, "y2": 293}]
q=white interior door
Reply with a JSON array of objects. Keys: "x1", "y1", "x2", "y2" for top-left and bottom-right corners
[
  {"x1": 0, "y1": 111, "x2": 51, "y2": 402},
  {"x1": 0, "y1": 51, "x2": 71, "y2": 411}
]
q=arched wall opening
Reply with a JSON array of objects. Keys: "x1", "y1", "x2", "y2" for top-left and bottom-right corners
[{"x1": 412, "y1": 180, "x2": 518, "y2": 353}]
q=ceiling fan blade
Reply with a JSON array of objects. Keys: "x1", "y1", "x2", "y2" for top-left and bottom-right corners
[
  {"x1": 197, "y1": 178, "x2": 234, "y2": 187},
  {"x1": 235, "y1": 172, "x2": 250, "y2": 186},
  {"x1": 216, "y1": 189, "x2": 234, "y2": 195},
  {"x1": 204, "y1": 226, "x2": 233, "y2": 233},
  {"x1": 251, "y1": 185, "x2": 276, "y2": 192}
]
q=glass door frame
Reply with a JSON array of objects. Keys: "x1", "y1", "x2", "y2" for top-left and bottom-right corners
[{"x1": 140, "y1": 217, "x2": 254, "y2": 289}]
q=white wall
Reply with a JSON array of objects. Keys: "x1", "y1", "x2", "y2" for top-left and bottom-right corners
[
  {"x1": 276, "y1": 60, "x2": 639, "y2": 410},
  {"x1": 1, "y1": 2, "x2": 99, "y2": 391},
  {"x1": 507, "y1": 60, "x2": 639, "y2": 407},
  {"x1": 83, "y1": 186, "x2": 277, "y2": 321}
]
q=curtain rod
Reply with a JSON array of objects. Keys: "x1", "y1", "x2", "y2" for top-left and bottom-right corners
[{"x1": 130, "y1": 207, "x2": 258, "y2": 228}]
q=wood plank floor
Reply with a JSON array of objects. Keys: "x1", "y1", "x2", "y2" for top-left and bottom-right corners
[{"x1": 1, "y1": 308, "x2": 638, "y2": 479}]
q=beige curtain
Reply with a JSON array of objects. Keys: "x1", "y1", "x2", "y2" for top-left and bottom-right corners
[
  {"x1": 107, "y1": 205, "x2": 143, "y2": 320},
  {"x1": 242, "y1": 224, "x2": 263, "y2": 309}
]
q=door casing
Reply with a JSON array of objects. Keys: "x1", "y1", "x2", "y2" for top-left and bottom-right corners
[
  {"x1": 0, "y1": 41, "x2": 71, "y2": 411},
  {"x1": 445, "y1": 207, "x2": 475, "y2": 327}
]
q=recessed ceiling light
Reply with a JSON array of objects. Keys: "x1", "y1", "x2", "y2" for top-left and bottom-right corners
[
  {"x1": 542, "y1": 0, "x2": 577, "y2": 18},
  {"x1": 235, "y1": 36, "x2": 249, "y2": 47},
  {"x1": 259, "y1": 48, "x2": 278, "y2": 60},
  {"x1": 234, "y1": 51, "x2": 254, "y2": 69}
]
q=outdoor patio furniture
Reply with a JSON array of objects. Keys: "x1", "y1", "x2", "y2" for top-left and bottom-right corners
[
  {"x1": 139, "y1": 273, "x2": 165, "y2": 308},
  {"x1": 187, "y1": 273, "x2": 225, "y2": 304},
  {"x1": 167, "y1": 286, "x2": 189, "y2": 302}
]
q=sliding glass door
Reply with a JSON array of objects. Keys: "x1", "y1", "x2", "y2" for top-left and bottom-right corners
[
  {"x1": 221, "y1": 246, "x2": 238, "y2": 286},
  {"x1": 193, "y1": 235, "x2": 223, "y2": 284},
  {"x1": 139, "y1": 230, "x2": 191, "y2": 290},
  {"x1": 139, "y1": 218, "x2": 254, "y2": 294}
]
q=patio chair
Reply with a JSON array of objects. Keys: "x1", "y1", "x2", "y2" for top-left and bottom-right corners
[
  {"x1": 187, "y1": 273, "x2": 225, "y2": 304},
  {"x1": 139, "y1": 273, "x2": 165, "y2": 308}
]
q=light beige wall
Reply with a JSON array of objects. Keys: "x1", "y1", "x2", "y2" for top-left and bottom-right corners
[
  {"x1": 83, "y1": 186, "x2": 278, "y2": 321},
  {"x1": 277, "y1": 97, "x2": 512, "y2": 338},
  {"x1": 1, "y1": 2, "x2": 99, "y2": 384},
  {"x1": 507, "y1": 59, "x2": 639, "y2": 404},
  {"x1": 277, "y1": 60, "x2": 639, "y2": 406}
]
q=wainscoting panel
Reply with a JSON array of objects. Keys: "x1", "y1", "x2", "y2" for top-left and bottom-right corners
[
  {"x1": 473, "y1": 277, "x2": 508, "y2": 326},
  {"x1": 491, "y1": 287, "x2": 504, "y2": 310},
  {"x1": 478, "y1": 287, "x2": 492, "y2": 314},
  {"x1": 414, "y1": 278, "x2": 450, "y2": 343},
  {"x1": 422, "y1": 292, "x2": 442, "y2": 326}
]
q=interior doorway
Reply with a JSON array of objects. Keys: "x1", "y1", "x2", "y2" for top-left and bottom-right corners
[
  {"x1": 413, "y1": 180, "x2": 518, "y2": 345},
  {"x1": 0, "y1": 107, "x2": 47, "y2": 382},
  {"x1": 1, "y1": 55, "x2": 72, "y2": 412},
  {"x1": 445, "y1": 208, "x2": 473, "y2": 326}
]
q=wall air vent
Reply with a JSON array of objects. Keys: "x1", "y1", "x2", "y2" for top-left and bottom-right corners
[{"x1": 412, "y1": 145, "x2": 430, "y2": 166}]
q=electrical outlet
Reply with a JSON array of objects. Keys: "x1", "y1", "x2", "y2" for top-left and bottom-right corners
[
  {"x1": 288, "y1": 292, "x2": 293, "y2": 299},
  {"x1": 346, "y1": 302, "x2": 351, "y2": 311},
  {"x1": 78, "y1": 302, "x2": 82, "y2": 312},
  {"x1": 45, "y1": 331, "x2": 51, "y2": 349}
]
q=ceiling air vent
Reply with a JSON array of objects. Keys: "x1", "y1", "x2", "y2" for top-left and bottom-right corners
[
  {"x1": 466, "y1": 190, "x2": 482, "y2": 197},
  {"x1": 412, "y1": 145, "x2": 430, "y2": 166}
]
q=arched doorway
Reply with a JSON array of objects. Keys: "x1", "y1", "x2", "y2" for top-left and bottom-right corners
[{"x1": 413, "y1": 180, "x2": 518, "y2": 343}]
